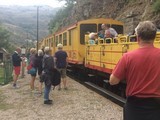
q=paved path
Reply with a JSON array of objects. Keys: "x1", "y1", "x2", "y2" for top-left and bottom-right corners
[{"x1": 0, "y1": 74, "x2": 123, "y2": 120}]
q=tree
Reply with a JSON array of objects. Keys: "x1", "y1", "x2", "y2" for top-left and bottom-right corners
[
  {"x1": 0, "y1": 26, "x2": 11, "y2": 51},
  {"x1": 153, "y1": 0, "x2": 160, "y2": 13},
  {"x1": 49, "y1": 0, "x2": 76, "y2": 33}
]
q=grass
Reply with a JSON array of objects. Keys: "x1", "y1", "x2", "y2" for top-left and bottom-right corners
[
  {"x1": 0, "y1": 67, "x2": 4, "y2": 84},
  {"x1": 0, "y1": 66, "x2": 13, "y2": 84}
]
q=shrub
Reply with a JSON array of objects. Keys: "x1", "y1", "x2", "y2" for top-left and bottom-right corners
[{"x1": 153, "y1": 0, "x2": 160, "y2": 13}]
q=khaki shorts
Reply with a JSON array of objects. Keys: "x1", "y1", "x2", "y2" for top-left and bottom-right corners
[{"x1": 57, "y1": 68, "x2": 66, "y2": 78}]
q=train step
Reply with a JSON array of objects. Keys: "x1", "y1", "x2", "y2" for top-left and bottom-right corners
[
  {"x1": 87, "y1": 74, "x2": 95, "y2": 77},
  {"x1": 84, "y1": 81, "x2": 126, "y2": 106},
  {"x1": 103, "y1": 79, "x2": 109, "y2": 83},
  {"x1": 67, "y1": 69, "x2": 72, "y2": 72},
  {"x1": 67, "y1": 65, "x2": 72, "y2": 68}
]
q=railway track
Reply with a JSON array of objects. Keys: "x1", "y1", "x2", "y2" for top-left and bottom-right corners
[
  {"x1": 67, "y1": 71, "x2": 126, "y2": 107},
  {"x1": 84, "y1": 81, "x2": 126, "y2": 107}
]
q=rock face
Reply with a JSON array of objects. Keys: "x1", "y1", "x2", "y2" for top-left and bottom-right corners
[{"x1": 62, "y1": 0, "x2": 160, "y2": 34}]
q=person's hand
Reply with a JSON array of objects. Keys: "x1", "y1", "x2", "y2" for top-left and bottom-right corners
[
  {"x1": 25, "y1": 59, "x2": 27, "y2": 62},
  {"x1": 20, "y1": 57, "x2": 23, "y2": 60},
  {"x1": 54, "y1": 65, "x2": 57, "y2": 69}
]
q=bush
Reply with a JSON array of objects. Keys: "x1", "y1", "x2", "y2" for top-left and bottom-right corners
[{"x1": 153, "y1": 0, "x2": 160, "y2": 13}]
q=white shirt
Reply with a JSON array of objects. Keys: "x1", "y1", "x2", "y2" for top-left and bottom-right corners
[{"x1": 109, "y1": 28, "x2": 118, "y2": 37}]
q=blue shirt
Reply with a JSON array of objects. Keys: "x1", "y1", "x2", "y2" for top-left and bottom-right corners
[{"x1": 88, "y1": 39, "x2": 95, "y2": 44}]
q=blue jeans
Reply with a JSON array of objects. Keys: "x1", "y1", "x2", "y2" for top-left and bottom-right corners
[{"x1": 44, "y1": 84, "x2": 51, "y2": 100}]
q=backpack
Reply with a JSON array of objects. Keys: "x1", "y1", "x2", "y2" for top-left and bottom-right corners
[
  {"x1": 52, "y1": 69, "x2": 61, "y2": 86},
  {"x1": 41, "y1": 55, "x2": 61, "y2": 88}
]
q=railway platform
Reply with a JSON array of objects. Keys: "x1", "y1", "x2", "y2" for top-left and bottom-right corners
[{"x1": 0, "y1": 74, "x2": 123, "y2": 120}]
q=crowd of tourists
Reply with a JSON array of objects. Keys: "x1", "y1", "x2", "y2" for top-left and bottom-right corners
[{"x1": 12, "y1": 43, "x2": 68, "y2": 105}]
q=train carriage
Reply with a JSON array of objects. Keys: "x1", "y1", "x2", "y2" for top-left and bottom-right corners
[
  {"x1": 39, "y1": 34, "x2": 55, "y2": 55},
  {"x1": 53, "y1": 18, "x2": 123, "y2": 66},
  {"x1": 39, "y1": 18, "x2": 160, "y2": 77},
  {"x1": 39, "y1": 18, "x2": 160, "y2": 98},
  {"x1": 85, "y1": 32, "x2": 160, "y2": 75}
]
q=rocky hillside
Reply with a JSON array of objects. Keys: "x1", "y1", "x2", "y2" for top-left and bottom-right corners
[{"x1": 60, "y1": 0, "x2": 160, "y2": 34}]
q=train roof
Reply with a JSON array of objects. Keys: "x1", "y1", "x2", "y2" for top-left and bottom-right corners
[{"x1": 78, "y1": 18, "x2": 123, "y2": 25}]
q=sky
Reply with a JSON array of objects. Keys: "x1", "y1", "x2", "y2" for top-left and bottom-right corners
[{"x1": 0, "y1": 0, "x2": 65, "y2": 8}]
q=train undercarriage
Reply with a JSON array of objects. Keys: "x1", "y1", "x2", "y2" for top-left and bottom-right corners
[{"x1": 67, "y1": 63, "x2": 126, "y2": 106}]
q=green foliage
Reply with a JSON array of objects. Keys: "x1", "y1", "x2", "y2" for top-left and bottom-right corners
[
  {"x1": 49, "y1": 0, "x2": 76, "y2": 33},
  {"x1": 0, "y1": 26, "x2": 9, "y2": 48},
  {"x1": 153, "y1": 0, "x2": 160, "y2": 13},
  {"x1": 0, "y1": 26, "x2": 11, "y2": 51}
]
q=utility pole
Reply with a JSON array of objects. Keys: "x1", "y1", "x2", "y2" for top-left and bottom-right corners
[
  {"x1": 37, "y1": 6, "x2": 39, "y2": 51},
  {"x1": 26, "y1": 33, "x2": 29, "y2": 51}
]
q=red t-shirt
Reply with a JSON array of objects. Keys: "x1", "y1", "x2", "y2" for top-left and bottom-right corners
[{"x1": 113, "y1": 46, "x2": 160, "y2": 98}]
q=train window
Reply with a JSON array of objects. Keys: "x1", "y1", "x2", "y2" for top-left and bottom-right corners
[
  {"x1": 47, "y1": 39, "x2": 49, "y2": 46},
  {"x1": 49, "y1": 38, "x2": 52, "y2": 47},
  {"x1": 48, "y1": 39, "x2": 50, "y2": 46},
  {"x1": 69, "y1": 30, "x2": 71, "y2": 46},
  {"x1": 56, "y1": 36, "x2": 58, "y2": 46},
  {"x1": 80, "y1": 24, "x2": 97, "y2": 44},
  {"x1": 98, "y1": 24, "x2": 103, "y2": 31},
  {"x1": 63, "y1": 32, "x2": 67, "y2": 46},
  {"x1": 111, "y1": 25, "x2": 123, "y2": 34},
  {"x1": 51, "y1": 38, "x2": 54, "y2": 47},
  {"x1": 59, "y1": 34, "x2": 62, "y2": 44}
]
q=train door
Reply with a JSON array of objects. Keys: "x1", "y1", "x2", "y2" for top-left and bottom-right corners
[
  {"x1": 62, "y1": 33, "x2": 67, "y2": 53},
  {"x1": 80, "y1": 24, "x2": 97, "y2": 65},
  {"x1": 68, "y1": 28, "x2": 78, "y2": 63}
]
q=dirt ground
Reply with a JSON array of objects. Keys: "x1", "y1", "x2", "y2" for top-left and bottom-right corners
[{"x1": 0, "y1": 74, "x2": 123, "y2": 120}]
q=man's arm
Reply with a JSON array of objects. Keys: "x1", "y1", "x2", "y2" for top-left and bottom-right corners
[
  {"x1": 109, "y1": 55, "x2": 127, "y2": 85},
  {"x1": 109, "y1": 74, "x2": 121, "y2": 85},
  {"x1": 66, "y1": 53, "x2": 68, "y2": 67},
  {"x1": 53, "y1": 55, "x2": 57, "y2": 68}
]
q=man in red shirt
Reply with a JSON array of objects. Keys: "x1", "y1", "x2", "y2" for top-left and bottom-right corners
[{"x1": 109, "y1": 21, "x2": 160, "y2": 120}]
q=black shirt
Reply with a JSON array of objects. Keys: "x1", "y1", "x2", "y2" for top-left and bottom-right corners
[{"x1": 12, "y1": 52, "x2": 22, "y2": 66}]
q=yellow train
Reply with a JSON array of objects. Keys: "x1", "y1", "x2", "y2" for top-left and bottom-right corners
[
  {"x1": 86, "y1": 33, "x2": 160, "y2": 74},
  {"x1": 39, "y1": 18, "x2": 160, "y2": 97},
  {"x1": 39, "y1": 18, "x2": 160, "y2": 76},
  {"x1": 39, "y1": 18, "x2": 123, "y2": 65}
]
